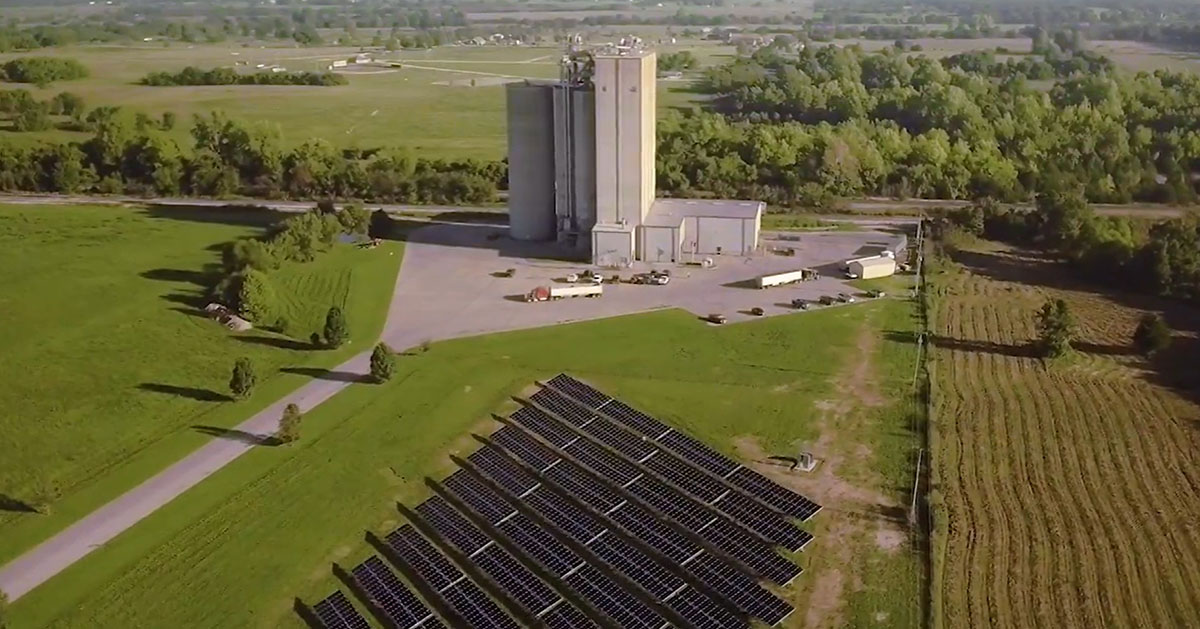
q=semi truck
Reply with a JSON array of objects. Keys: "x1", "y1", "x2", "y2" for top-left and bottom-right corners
[
  {"x1": 526, "y1": 284, "x2": 603, "y2": 302},
  {"x1": 756, "y1": 268, "x2": 819, "y2": 289}
]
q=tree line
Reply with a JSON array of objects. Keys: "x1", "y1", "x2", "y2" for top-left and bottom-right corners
[
  {"x1": 940, "y1": 191, "x2": 1200, "y2": 304},
  {"x1": 0, "y1": 89, "x2": 85, "y2": 131},
  {"x1": 0, "y1": 109, "x2": 504, "y2": 204},
  {"x1": 140, "y1": 66, "x2": 348, "y2": 87},
  {"x1": 655, "y1": 40, "x2": 1200, "y2": 206},
  {"x1": 0, "y1": 57, "x2": 87, "y2": 86}
]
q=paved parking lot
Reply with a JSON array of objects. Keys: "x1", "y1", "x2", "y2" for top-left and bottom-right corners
[{"x1": 379, "y1": 222, "x2": 912, "y2": 347}]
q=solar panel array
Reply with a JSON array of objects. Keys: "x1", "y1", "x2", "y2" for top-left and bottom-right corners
[{"x1": 306, "y1": 375, "x2": 822, "y2": 629}]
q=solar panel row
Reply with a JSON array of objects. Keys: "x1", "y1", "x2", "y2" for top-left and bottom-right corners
[
  {"x1": 467, "y1": 447, "x2": 751, "y2": 629},
  {"x1": 490, "y1": 424, "x2": 795, "y2": 622},
  {"x1": 517, "y1": 397, "x2": 813, "y2": 552},
  {"x1": 545, "y1": 374, "x2": 823, "y2": 524},
  {"x1": 438, "y1": 464, "x2": 671, "y2": 629},
  {"x1": 312, "y1": 590, "x2": 371, "y2": 629},
  {"x1": 349, "y1": 556, "x2": 435, "y2": 629}
]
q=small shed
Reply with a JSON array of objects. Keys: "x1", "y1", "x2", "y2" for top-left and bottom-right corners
[{"x1": 849, "y1": 257, "x2": 897, "y2": 280}]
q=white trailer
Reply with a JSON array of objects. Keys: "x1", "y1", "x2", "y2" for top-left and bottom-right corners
[
  {"x1": 527, "y1": 284, "x2": 604, "y2": 302},
  {"x1": 757, "y1": 269, "x2": 810, "y2": 289}
]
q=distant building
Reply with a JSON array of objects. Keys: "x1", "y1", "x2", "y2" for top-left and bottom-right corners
[{"x1": 506, "y1": 46, "x2": 764, "y2": 266}]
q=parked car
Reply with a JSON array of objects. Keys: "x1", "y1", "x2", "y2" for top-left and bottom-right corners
[
  {"x1": 868, "y1": 289, "x2": 885, "y2": 298},
  {"x1": 819, "y1": 295, "x2": 835, "y2": 305},
  {"x1": 837, "y1": 293, "x2": 855, "y2": 303},
  {"x1": 750, "y1": 307, "x2": 765, "y2": 316},
  {"x1": 705, "y1": 313, "x2": 727, "y2": 325},
  {"x1": 791, "y1": 298, "x2": 809, "y2": 310}
]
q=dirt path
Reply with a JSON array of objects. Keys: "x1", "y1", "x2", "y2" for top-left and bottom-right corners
[{"x1": 735, "y1": 317, "x2": 907, "y2": 628}]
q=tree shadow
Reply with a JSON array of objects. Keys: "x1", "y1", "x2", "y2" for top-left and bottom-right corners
[
  {"x1": 0, "y1": 494, "x2": 37, "y2": 513},
  {"x1": 139, "y1": 382, "x2": 231, "y2": 402},
  {"x1": 280, "y1": 366, "x2": 369, "y2": 383},
  {"x1": 140, "y1": 268, "x2": 211, "y2": 286},
  {"x1": 192, "y1": 424, "x2": 278, "y2": 446},
  {"x1": 139, "y1": 204, "x2": 289, "y2": 228},
  {"x1": 236, "y1": 334, "x2": 315, "y2": 351}
]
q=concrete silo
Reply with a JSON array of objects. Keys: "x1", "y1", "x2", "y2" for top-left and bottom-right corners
[{"x1": 506, "y1": 83, "x2": 557, "y2": 242}]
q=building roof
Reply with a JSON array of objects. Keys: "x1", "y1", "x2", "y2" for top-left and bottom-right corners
[
  {"x1": 643, "y1": 198, "x2": 764, "y2": 228},
  {"x1": 593, "y1": 48, "x2": 655, "y2": 59}
]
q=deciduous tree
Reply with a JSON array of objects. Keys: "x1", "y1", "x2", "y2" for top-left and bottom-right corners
[
  {"x1": 229, "y1": 357, "x2": 257, "y2": 399},
  {"x1": 1035, "y1": 298, "x2": 1075, "y2": 358}
]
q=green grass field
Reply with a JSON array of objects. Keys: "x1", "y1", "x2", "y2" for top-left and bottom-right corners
[
  {"x1": 0, "y1": 41, "x2": 725, "y2": 160},
  {"x1": 0, "y1": 203, "x2": 401, "y2": 565},
  {"x1": 9, "y1": 291, "x2": 923, "y2": 628}
]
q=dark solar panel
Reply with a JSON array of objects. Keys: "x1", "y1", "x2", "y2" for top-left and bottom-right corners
[
  {"x1": 471, "y1": 544, "x2": 560, "y2": 613},
  {"x1": 496, "y1": 514, "x2": 580, "y2": 576},
  {"x1": 608, "y1": 502, "x2": 700, "y2": 564},
  {"x1": 659, "y1": 430, "x2": 741, "y2": 477},
  {"x1": 530, "y1": 388, "x2": 597, "y2": 426},
  {"x1": 544, "y1": 463, "x2": 623, "y2": 512},
  {"x1": 702, "y1": 517, "x2": 803, "y2": 586},
  {"x1": 601, "y1": 398, "x2": 671, "y2": 438},
  {"x1": 562, "y1": 436, "x2": 641, "y2": 486},
  {"x1": 383, "y1": 526, "x2": 462, "y2": 591},
  {"x1": 713, "y1": 491, "x2": 812, "y2": 552},
  {"x1": 491, "y1": 424, "x2": 559, "y2": 471},
  {"x1": 416, "y1": 617, "x2": 448, "y2": 629},
  {"x1": 643, "y1": 451, "x2": 727, "y2": 502},
  {"x1": 626, "y1": 475, "x2": 716, "y2": 531},
  {"x1": 546, "y1": 374, "x2": 610, "y2": 409},
  {"x1": 668, "y1": 585, "x2": 748, "y2": 629},
  {"x1": 442, "y1": 471, "x2": 517, "y2": 524},
  {"x1": 580, "y1": 418, "x2": 656, "y2": 461},
  {"x1": 509, "y1": 406, "x2": 579, "y2": 448},
  {"x1": 726, "y1": 466, "x2": 823, "y2": 521},
  {"x1": 312, "y1": 590, "x2": 371, "y2": 629},
  {"x1": 540, "y1": 600, "x2": 600, "y2": 629},
  {"x1": 438, "y1": 579, "x2": 521, "y2": 629},
  {"x1": 587, "y1": 533, "x2": 684, "y2": 599},
  {"x1": 468, "y1": 446, "x2": 540, "y2": 496},
  {"x1": 564, "y1": 564, "x2": 668, "y2": 629},
  {"x1": 349, "y1": 556, "x2": 435, "y2": 629},
  {"x1": 689, "y1": 553, "x2": 794, "y2": 625},
  {"x1": 524, "y1": 489, "x2": 607, "y2": 542},
  {"x1": 415, "y1": 495, "x2": 491, "y2": 556}
]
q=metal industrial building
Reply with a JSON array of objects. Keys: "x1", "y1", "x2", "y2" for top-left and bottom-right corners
[{"x1": 506, "y1": 44, "x2": 764, "y2": 266}]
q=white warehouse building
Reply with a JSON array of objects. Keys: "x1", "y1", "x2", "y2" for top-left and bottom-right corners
[{"x1": 506, "y1": 45, "x2": 763, "y2": 266}]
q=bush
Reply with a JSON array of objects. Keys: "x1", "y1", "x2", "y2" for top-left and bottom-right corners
[
  {"x1": 229, "y1": 357, "x2": 256, "y2": 399},
  {"x1": 1132, "y1": 313, "x2": 1171, "y2": 356},
  {"x1": 310, "y1": 332, "x2": 323, "y2": 348},
  {"x1": 370, "y1": 342, "x2": 396, "y2": 382},
  {"x1": 277, "y1": 403, "x2": 302, "y2": 443},
  {"x1": 1035, "y1": 298, "x2": 1075, "y2": 358},
  {"x1": 237, "y1": 269, "x2": 277, "y2": 323},
  {"x1": 0, "y1": 57, "x2": 88, "y2": 85},
  {"x1": 323, "y1": 305, "x2": 348, "y2": 347}
]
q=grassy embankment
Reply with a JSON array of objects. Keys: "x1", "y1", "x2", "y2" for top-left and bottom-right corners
[
  {"x1": 0, "y1": 203, "x2": 402, "y2": 565},
  {"x1": 12, "y1": 286, "x2": 924, "y2": 628}
]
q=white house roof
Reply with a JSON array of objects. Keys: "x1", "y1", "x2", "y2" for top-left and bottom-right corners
[{"x1": 643, "y1": 198, "x2": 764, "y2": 228}]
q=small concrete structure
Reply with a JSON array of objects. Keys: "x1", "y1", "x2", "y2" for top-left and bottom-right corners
[{"x1": 642, "y1": 198, "x2": 764, "y2": 263}]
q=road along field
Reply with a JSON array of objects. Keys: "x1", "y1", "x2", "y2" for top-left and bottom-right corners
[
  {"x1": 0, "y1": 203, "x2": 401, "y2": 567},
  {"x1": 929, "y1": 241, "x2": 1200, "y2": 628},
  {"x1": 7, "y1": 292, "x2": 924, "y2": 628}
]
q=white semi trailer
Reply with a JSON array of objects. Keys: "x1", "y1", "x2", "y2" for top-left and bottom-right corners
[
  {"x1": 526, "y1": 284, "x2": 604, "y2": 302},
  {"x1": 756, "y1": 268, "x2": 818, "y2": 289}
]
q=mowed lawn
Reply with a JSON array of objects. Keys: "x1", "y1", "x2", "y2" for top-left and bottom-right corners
[
  {"x1": 12, "y1": 298, "x2": 924, "y2": 629},
  {"x1": 0, "y1": 203, "x2": 401, "y2": 564},
  {"x1": 930, "y1": 243, "x2": 1200, "y2": 628}
]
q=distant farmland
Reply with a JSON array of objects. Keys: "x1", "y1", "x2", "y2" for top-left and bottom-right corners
[{"x1": 929, "y1": 243, "x2": 1200, "y2": 628}]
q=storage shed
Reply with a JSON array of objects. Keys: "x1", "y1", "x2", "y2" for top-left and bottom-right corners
[{"x1": 849, "y1": 256, "x2": 896, "y2": 280}]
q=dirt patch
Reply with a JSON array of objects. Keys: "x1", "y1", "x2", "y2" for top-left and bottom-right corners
[
  {"x1": 875, "y1": 525, "x2": 906, "y2": 553},
  {"x1": 849, "y1": 327, "x2": 887, "y2": 407},
  {"x1": 806, "y1": 568, "x2": 845, "y2": 627}
]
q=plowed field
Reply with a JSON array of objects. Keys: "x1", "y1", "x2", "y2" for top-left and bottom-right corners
[{"x1": 931, "y1": 245, "x2": 1200, "y2": 629}]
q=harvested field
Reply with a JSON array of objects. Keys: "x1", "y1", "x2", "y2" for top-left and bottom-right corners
[{"x1": 930, "y1": 242, "x2": 1200, "y2": 629}]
